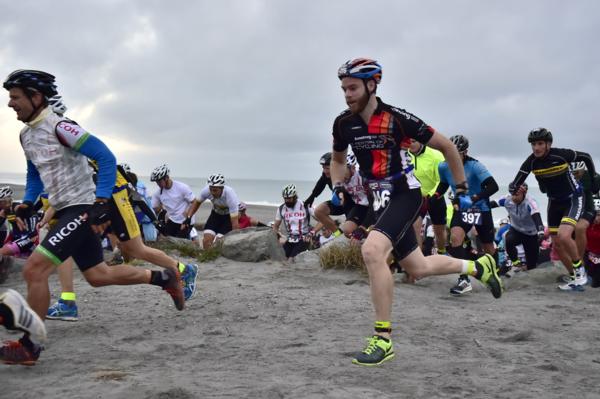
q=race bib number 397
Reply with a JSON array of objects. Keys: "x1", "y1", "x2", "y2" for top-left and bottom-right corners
[{"x1": 460, "y1": 210, "x2": 482, "y2": 225}]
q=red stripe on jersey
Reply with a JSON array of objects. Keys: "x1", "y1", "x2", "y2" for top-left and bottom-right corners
[{"x1": 369, "y1": 111, "x2": 392, "y2": 179}]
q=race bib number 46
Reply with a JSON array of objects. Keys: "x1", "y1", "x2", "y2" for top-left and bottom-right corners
[
  {"x1": 368, "y1": 181, "x2": 393, "y2": 212},
  {"x1": 460, "y1": 210, "x2": 482, "y2": 225}
]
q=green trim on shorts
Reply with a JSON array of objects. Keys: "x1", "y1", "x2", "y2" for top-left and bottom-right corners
[{"x1": 35, "y1": 245, "x2": 63, "y2": 265}]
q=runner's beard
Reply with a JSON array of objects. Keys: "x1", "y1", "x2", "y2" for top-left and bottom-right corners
[{"x1": 349, "y1": 89, "x2": 370, "y2": 114}]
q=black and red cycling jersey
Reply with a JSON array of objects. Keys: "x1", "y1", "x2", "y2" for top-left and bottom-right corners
[
  {"x1": 512, "y1": 148, "x2": 597, "y2": 200},
  {"x1": 332, "y1": 97, "x2": 434, "y2": 191}
]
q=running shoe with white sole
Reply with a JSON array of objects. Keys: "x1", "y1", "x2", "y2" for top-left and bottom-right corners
[
  {"x1": 352, "y1": 335, "x2": 395, "y2": 366},
  {"x1": 574, "y1": 266, "x2": 588, "y2": 286},
  {"x1": 47, "y1": 299, "x2": 79, "y2": 321},
  {"x1": 181, "y1": 264, "x2": 199, "y2": 301},
  {"x1": 0, "y1": 289, "x2": 46, "y2": 343},
  {"x1": 450, "y1": 275, "x2": 472, "y2": 295}
]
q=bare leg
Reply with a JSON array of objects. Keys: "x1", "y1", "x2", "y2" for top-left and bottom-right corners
[
  {"x1": 575, "y1": 219, "x2": 589, "y2": 260},
  {"x1": 119, "y1": 236, "x2": 178, "y2": 271},
  {"x1": 314, "y1": 202, "x2": 337, "y2": 233},
  {"x1": 57, "y1": 258, "x2": 75, "y2": 294},
  {"x1": 22, "y1": 252, "x2": 57, "y2": 318},
  {"x1": 361, "y1": 231, "x2": 394, "y2": 339},
  {"x1": 554, "y1": 224, "x2": 578, "y2": 274}
]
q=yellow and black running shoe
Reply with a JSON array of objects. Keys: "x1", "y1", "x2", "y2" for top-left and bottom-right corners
[
  {"x1": 352, "y1": 335, "x2": 394, "y2": 366},
  {"x1": 474, "y1": 254, "x2": 503, "y2": 298}
]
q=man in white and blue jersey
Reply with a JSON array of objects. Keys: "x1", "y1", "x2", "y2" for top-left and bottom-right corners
[{"x1": 434, "y1": 135, "x2": 500, "y2": 295}]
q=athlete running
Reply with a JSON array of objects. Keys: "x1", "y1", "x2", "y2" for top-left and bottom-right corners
[
  {"x1": 332, "y1": 58, "x2": 502, "y2": 366},
  {"x1": 434, "y1": 135, "x2": 500, "y2": 295},
  {"x1": 185, "y1": 174, "x2": 240, "y2": 249},
  {"x1": 408, "y1": 139, "x2": 447, "y2": 254},
  {"x1": 272, "y1": 184, "x2": 311, "y2": 261},
  {"x1": 46, "y1": 162, "x2": 199, "y2": 321},
  {"x1": 1, "y1": 70, "x2": 185, "y2": 365},
  {"x1": 510, "y1": 127, "x2": 599, "y2": 291}
]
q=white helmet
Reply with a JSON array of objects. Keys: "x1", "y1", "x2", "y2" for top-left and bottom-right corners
[
  {"x1": 346, "y1": 152, "x2": 357, "y2": 167},
  {"x1": 0, "y1": 186, "x2": 13, "y2": 199},
  {"x1": 207, "y1": 173, "x2": 225, "y2": 187},
  {"x1": 282, "y1": 184, "x2": 297, "y2": 198},
  {"x1": 47, "y1": 94, "x2": 68, "y2": 116},
  {"x1": 150, "y1": 164, "x2": 170, "y2": 181},
  {"x1": 119, "y1": 163, "x2": 131, "y2": 174}
]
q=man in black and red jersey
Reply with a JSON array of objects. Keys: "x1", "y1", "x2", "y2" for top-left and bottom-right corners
[
  {"x1": 331, "y1": 58, "x2": 503, "y2": 366},
  {"x1": 510, "y1": 128, "x2": 599, "y2": 291}
]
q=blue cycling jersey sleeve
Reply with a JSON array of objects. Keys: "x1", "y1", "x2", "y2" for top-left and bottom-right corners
[
  {"x1": 24, "y1": 160, "x2": 45, "y2": 203},
  {"x1": 77, "y1": 134, "x2": 117, "y2": 199},
  {"x1": 438, "y1": 162, "x2": 451, "y2": 185}
]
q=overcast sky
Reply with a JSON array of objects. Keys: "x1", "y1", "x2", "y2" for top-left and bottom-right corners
[{"x1": 1, "y1": 1, "x2": 599, "y2": 185}]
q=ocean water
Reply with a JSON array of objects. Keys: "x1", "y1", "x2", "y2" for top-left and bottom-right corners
[{"x1": 0, "y1": 171, "x2": 549, "y2": 224}]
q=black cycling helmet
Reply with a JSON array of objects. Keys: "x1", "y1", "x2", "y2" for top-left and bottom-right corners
[
  {"x1": 527, "y1": 127, "x2": 553, "y2": 143},
  {"x1": 319, "y1": 152, "x2": 332, "y2": 166},
  {"x1": 449, "y1": 134, "x2": 469, "y2": 153},
  {"x1": 3, "y1": 69, "x2": 58, "y2": 98}
]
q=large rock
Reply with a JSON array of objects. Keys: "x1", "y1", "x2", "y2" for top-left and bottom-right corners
[{"x1": 221, "y1": 227, "x2": 285, "y2": 262}]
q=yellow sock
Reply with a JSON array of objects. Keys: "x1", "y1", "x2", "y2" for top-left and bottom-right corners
[
  {"x1": 60, "y1": 292, "x2": 76, "y2": 301},
  {"x1": 333, "y1": 229, "x2": 343, "y2": 237},
  {"x1": 374, "y1": 320, "x2": 392, "y2": 333},
  {"x1": 573, "y1": 260, "x2": 582, "y2": 269}
]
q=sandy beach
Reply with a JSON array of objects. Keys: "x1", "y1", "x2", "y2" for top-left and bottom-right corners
[{"x1": 1, "y1": 246, "x2": 600, "y2": 398}]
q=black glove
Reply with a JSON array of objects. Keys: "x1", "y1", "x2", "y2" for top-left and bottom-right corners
[
  {"x1": 87, "y1": 200, "x2": 111, "y2": 225},
  {"x1": 304, "y1": 197, "x2": 314, "y2": 208},
  {"x1": 182, "y1": 216, "x2": 192, "y2": 227},
  {"x1": 537, "y1": 230, "x2": 545, "y2": 244},
  {"x1": 14, "y1": 201, "x2": 34, "y2": 219},
  {"x1": 508, "y1": 182, "x2": 518, "y2": 195}
]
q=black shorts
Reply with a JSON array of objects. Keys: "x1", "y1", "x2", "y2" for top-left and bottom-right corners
[
  {"x1": 418, "y1": 195, "x2": 447, "y2": 225},
  {"x1": 450, "y1": 209, "x2": 495, "y2": 244},
  {"x1": 325, "y1": 200, "x2": 346, "y2": 216},
  {"x1": 283, "y1": 240, "x2": 307, "y2": 258},
  {"x1": 346, "y1": 204, "x2": 370, "y2": 226},
  {"x1": 579, "y1": 192, "x2": 596, "y2": 224},
  {"x1": 204, "y1": 211, "x2": 233, "y2": 235},
  {"x1": 164, "y1": 219, "x2": 191, "y2": 239},
  {"x1": 35, "y1": 205, "x2": 103, "y2": 271},
  {"x1": 371, "y1": 188, "x2": 422, "y2": 261},
  {"x1": 548, "y1": 195, "x2": 583, "y2": 233}
]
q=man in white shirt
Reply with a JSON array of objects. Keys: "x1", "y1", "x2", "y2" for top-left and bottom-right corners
[
  {"x1": 185, "y1": 174, "x2": 240, "y2": 249},
  {"x1": 150, "y1": 164, "x2": 196, "y2": 239}
]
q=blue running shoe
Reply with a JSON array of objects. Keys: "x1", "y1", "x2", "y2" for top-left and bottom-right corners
[
  {"x1": 181, "y1": 264, "x2": 199, "y2": 301},
  {"x1": 46, "y1": 299, "x2": 79, "y2": 321}
]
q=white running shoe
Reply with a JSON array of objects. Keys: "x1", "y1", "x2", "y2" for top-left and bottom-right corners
[
  {"x1": 574, "y1": 267, "x2": 588, "y2": 286},
  {"x1": 0, "y1": 289, "x2": 46, "y2": 343}
]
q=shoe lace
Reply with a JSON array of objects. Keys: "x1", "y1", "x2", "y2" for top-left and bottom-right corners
[{"x1": 362, "y1": 336, "x2": 381, "y2": 355}]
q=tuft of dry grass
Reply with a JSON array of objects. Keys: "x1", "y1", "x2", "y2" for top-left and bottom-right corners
[{"x1": 319, "y1": 241, "x2": 366, "y2": 273}]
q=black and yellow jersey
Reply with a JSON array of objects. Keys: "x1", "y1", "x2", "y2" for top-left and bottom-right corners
[{"x1": 512, "y1": 148, "x2": 596, "y2": 200}]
